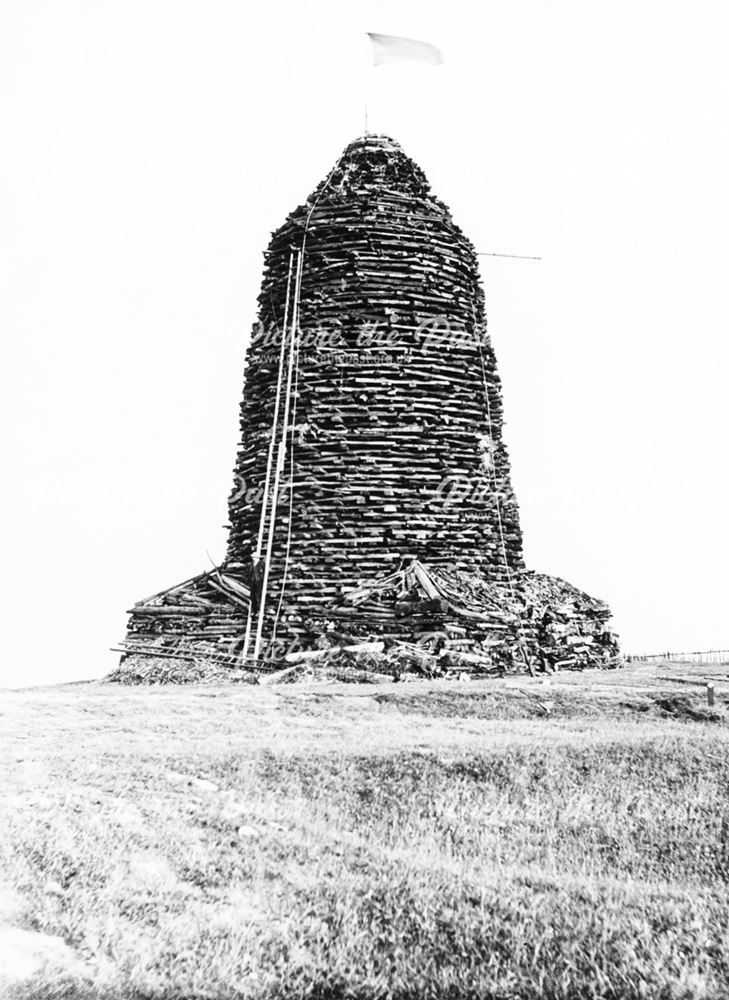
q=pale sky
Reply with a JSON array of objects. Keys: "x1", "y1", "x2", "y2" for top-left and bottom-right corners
[{"x1": 2, "y1": 0, "x2": 728, "y2": 687}]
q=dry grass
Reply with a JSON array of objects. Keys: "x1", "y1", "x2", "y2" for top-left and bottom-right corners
[{"x1": 1, "y1": 661, "x2": 729, "y2": 998}]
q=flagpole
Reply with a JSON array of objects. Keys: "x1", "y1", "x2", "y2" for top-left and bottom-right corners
[
  {"x1": 363, "y1": 36, "x2": 370, "y2": 135},
  {"x1": 361, "y1": 31, "x2": 444, "y2": 136}
]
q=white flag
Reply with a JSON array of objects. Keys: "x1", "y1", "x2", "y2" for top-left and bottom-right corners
[{"x1": 367, "y1": 32, "x2": 444, "y2": 68}]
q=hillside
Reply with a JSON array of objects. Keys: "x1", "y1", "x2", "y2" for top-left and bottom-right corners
[{"x1": 1, "y1": 661, "x2": 728, "y2": 999}]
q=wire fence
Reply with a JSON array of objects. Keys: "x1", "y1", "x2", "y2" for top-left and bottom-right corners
[{"x1": 631, "y1": 649, "x2": 729, "y2": 665}]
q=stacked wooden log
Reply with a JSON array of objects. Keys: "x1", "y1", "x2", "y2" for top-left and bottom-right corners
[
  {"x1": 304, "y1": 559, "x2": 619, "y2": 675},
  {"x1": 119, "y1": 133, "x2": 621, "y2": 679},
  {"x1": 226, "y1": 133, "x2": 523, "y2": 648},
  {"x1": 117, "y1": 569, "x2": 252, "y2": 673}
]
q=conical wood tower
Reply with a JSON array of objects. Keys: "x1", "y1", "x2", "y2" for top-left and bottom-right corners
[
  {"x1": 226, "y1": 134, "x2": 523, "y2": 651},
  {"x1": 120, "y1": 135, "x2": 619, "y2": 675}
]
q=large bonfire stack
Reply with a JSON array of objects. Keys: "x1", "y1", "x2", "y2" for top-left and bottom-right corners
[{"x1": 116, "y1": 134, "x2": 620, "y2": 682}]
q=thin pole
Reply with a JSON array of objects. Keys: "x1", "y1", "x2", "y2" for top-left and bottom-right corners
[
  {"x1": 364, "y1": 66, "x2": 369, "y2": 134},
  {"x1": 477, "y1": 252, "x2": 542, "y2": 261},
  {"x1": 265, "y1": 149, "x2": 348, "y2": 651},
  {"x1": 255, "y1": 253, "x2": 294, "y2": 563},
  {"x1": 241, "y1": 252, "x2": 294, "y2": 660},
  {"x1": 363, "y1": 33, "x2": 371, "y2": 135},
  {"x1": 253, "y1": 249, "x2": 303, "y2": 660}
]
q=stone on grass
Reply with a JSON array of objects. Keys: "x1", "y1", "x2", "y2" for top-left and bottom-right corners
[
  {"x1": 190, "y1": 777, "x2": 219, "y2": 793},
  {"x1": 237, "y1": 825, "x2": 260, "y2": 839}
]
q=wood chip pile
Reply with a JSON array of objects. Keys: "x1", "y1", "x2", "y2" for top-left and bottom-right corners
[{"x1": 118, "y1": 134, "x2": 620, "y2": 682}]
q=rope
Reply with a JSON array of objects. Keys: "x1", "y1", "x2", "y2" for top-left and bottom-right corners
[
  {"x1": 474, "y1": 315, "x2": 533, "y2": 671},
  {"x1": 270, "y1": 328, "x2": 301, "y2": 650}
]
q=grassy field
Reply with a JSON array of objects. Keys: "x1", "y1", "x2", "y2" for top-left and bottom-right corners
[{"x1": 1, "y1": 661, "x2": 729, "y2": 999}]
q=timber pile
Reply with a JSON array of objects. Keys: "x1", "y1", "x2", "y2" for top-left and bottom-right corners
[
  {"x1": 305, "y1": 559, "x2": 619, "y2": 674},
  {"x1": 117, "y1": 569, "x2": 252, "y2": 674},
  {"x1": 226, "y1": 133, "x2": 523, "y2": 648},
  {"x1": 119, "y1": 133, "x2": 621, "y2": 679}
]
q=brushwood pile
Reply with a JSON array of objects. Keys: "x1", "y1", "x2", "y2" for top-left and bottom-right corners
[{"x1": 117, "y1": 134, "x2": 620, "y2": 682}]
